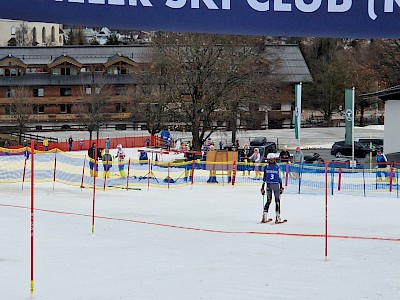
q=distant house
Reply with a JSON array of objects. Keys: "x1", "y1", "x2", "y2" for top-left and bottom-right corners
[{"x1": 96, "y1": 27, "x2": 112, "y2": 45}]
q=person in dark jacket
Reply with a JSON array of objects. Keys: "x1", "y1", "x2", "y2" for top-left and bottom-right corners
[
  {"x1": 68, "y1": 136, "x2": 73, "y2": 151},
  {"x1": 279, "y1": 145, "x2": 291, "y2": 163},
  {"x1": 88, "y1": 142, "x2": 98, "y2": 177}
]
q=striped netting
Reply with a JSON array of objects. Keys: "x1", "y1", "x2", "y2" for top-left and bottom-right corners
[{"x1": 0, "y1": 147, "x2": 399, "y2": 197}]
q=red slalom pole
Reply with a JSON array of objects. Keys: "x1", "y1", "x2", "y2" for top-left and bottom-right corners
[
  {"x1": 30, "y1": 141, "x2": 35, "y2": 296},
  {"x1": 231, "y1": 161, "x2": 236, "y2": 186},
  {"x1": 92, "y1": 148, "x2": 97, "y2": 234}
]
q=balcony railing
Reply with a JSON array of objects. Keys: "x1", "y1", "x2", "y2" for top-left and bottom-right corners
[
  {"x1": 0, "y1": 73, "x2": 138, "y2": 86},
  {"x1": 0, "y1": 112, "x2": 132, "y2": 123}
]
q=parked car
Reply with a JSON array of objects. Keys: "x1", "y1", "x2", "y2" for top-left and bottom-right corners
[
  {"x1": 248, "y1": 140, "x2": 277, "y2": 163},
  {"x1": 358, "y1": 139, "x2": 383, "y2": 152},
  {"x1": 330, "y1": 141, "x2": 375, "y2": 158},
  {"x1": 358, "y1": 138, "x2": 383, "y2": 146}
]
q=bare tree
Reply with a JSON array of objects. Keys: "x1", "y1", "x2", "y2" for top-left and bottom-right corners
[
  {"x1": 15, "y1": 22, "x2": 33, "y2": 46},
  {"x1": 77, "y1": 76, "x2": 111, "y2": 142},
  {"x1": 8, "y1": 86, "x2": 32, "y2": 144},
  {"x1": 367, "y1": 39, "x2": 400, "y2": 87},
  {"x1": 148, "y1": 33, "x2": 276, "y2": 150},
  {"x1": 129, "y1": 70, "x2": 171, "y2": 136}
]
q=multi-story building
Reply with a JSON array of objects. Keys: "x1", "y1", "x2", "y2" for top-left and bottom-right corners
[
  {"x1": 0, "y1": 45, "x2": 311, "y2": 131},
  {"x1": 0, "y1": 19, "x2": 64, "y2": 46}
]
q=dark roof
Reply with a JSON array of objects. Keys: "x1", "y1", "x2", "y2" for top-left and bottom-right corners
[
  {"x1": 265, "y1": 45, "x2": 313, "y2": 83},
  {"x1": 360, "y1": 85, "x2": 400, "y2": 101},
  {"x1": 0, "y1": 45, "x2": 312, "y2": 83}
]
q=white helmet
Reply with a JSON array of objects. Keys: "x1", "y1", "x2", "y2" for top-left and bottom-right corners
[
  {"x1": 117, "y1": 144, "x2": 122, "y2": 149},
  {"x1": 267, "y1": 153, "x2": 276, "y2": 160}
]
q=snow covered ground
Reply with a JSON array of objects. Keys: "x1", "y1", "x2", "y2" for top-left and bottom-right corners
[
  {"x1": 2, "y1": 125, "x2": 399, "y2": 300},
  {"x1": 1, "y1": 166, "x2": 400, "y2": 299}
]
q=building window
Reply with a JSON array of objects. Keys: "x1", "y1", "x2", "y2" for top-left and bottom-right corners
[
  {"x1": 42, "y1": 27, "x2": 46, "y2": 44},
  {"x1": 33, "y1": 104, "x2": 45, "y2": 114},
  {"x1": 85, "y1": 87, "x2": 92, "y2": 95},
  {"x1": 33, "y1": 88, "x2": 44, "y2": 97},
  {"x1": 60, "y1": 88, "x2": 72, "y2": 96},
  {"x1": 61, "y1": 67, "x2": 71, "y2": 75},
  {"x1": 5, "y1": 104, "x2": 16, "y2": 114},
  {"x1": 108, "y1": 66, "x2": 128, "y2": 75},
  {"x1": 6, "y1": 88, "x2": 15, "y2": 98},
  {"x1": 60, "y1": 104, "x2": 72, "y2": 114},
  {"x1": 116, "y1": 103, "x2": 126, "y2": 113},
  {"x1": 115, "y1": 85, "x2": 125, "y2": 95},
  {"x1": 11, "y1": 26, "x2": 16, "y2": 35},
  {"x1": 3, "y1": 68, "x2": 21, "y2": 76},
  {"x1": 32, "y1": 27, "x2": 37, "y2": 45},
  {"x1": 51, "y1": 26, "x2": 55, "y2": 43}
]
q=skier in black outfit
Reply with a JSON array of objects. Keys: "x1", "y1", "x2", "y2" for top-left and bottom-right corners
[{"x1": 260, "y1": 153, "x2": 284, "y2": 223}]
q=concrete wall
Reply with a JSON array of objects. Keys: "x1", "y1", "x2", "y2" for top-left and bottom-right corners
[{"x1": 384, "y1": 100, "x2": 400, "y2": 154}]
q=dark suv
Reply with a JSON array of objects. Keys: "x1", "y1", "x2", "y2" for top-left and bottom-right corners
[{"x1": 330, "y1": 141, "x2": 375, "y2": 158}]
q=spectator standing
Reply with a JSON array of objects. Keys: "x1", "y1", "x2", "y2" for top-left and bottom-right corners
[
  {"x1": 375, "y1": 149, "x2": 388, "y2": 181},
  {"x1": 175, "y1": 139, "x2": 181, "y2": 152},
  {"x1": 279, "y1": 145, "x2": 291, "y2": 163},
  {"x1": 115, "y1": 144, "x2": 126, "y2": 177},
  {"x1": 68, "y1": 136, "x2": 73, "y2": 152},
  {"x1": 102, "y1": 149, "x2": 113, "y2": 178},
  {"x1": 105, "y1": 137, "x2": 111, "y2": 150},
  {"x1": 43, "y1": 137, "x2": 49, "y2": 151},
  {"x1": 145, "y1": 137, "x2": 150, "y2": 147},
  {"x1": 249, "y1": 147, "x2": 262, "y2": 178},
  {"x1": 79, "y1": 139, "x2": 84, "y2": 150},
  {"x1": 241, "y1": 144, "x2": 251, "y2": 176},
  {"x1": 293, "y1": 146, "x2": 303, "y2": 163}
]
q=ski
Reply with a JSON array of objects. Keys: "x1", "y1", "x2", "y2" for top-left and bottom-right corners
[
  {"x1": 274, "y1": 219, "x2": 287, "y2": 224},
  {"x1": 259, "y1": 218, "x2": 273, "y2": 224}
]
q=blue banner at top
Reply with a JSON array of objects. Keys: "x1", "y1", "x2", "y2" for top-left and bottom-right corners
[{"x1": 1, "y1": 1, "x2": 399, "y2": 38}]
